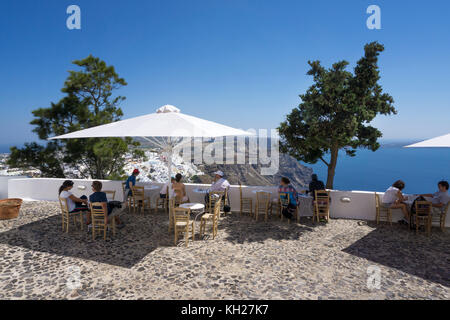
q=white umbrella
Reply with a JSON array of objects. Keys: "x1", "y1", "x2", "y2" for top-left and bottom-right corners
[
  {"x1": 49, "y1": 105, "x2": 253, "y2": 197},
  {"x1": 404, "y1": 133, "x2": 450, "y2": 148}
]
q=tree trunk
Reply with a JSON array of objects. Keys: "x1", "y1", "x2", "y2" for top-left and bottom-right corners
[{"x1": 326, "y1": 146, "x2": 339, "y2": 189}]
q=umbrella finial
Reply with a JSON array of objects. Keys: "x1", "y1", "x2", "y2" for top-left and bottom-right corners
[{"x1": 157, "y1": 105, "x2": 180, "y2": 113}]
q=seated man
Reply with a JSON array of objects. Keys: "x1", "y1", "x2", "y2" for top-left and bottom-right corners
[
  {"x1": 89, "y1": 181, "x2": 124, "y2": 228},
  {"x1": 420, "y1": 180, "x2": 450, "y2": 215},
  {"x1": 307, "y1": 174, "x2": 325, "y2": 200},
  {"x1": 125, "y1": 169, "x2": 140, "y2": 197},
  {"x1": 205, "y1": 170, "x2": 230, "y2": 204}
]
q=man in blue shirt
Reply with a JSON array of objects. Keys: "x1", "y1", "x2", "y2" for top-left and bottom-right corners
[{"x1": 125, "y1": 169, "x2": 140, "y2": 197}]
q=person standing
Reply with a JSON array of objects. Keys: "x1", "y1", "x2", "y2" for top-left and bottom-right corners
[{"x1": 124, "y1": 169, "x2": 140, "y2": 197}]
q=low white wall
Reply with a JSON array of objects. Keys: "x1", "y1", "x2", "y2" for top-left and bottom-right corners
[
  {"x1": 0, "y1": 176, "x2": 29, "y2": 199},
  {"x1": 7, "y1": 178, "x2": 449, "y2": 227}
]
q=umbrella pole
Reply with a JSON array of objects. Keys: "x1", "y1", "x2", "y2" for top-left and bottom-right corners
[{"x1": 167, "y1": 146, "x2": 173, "y2": 200}]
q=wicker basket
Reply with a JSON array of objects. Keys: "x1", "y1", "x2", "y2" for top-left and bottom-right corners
[{"x1": 0, "y1": 198, "x2": 23, "y2": 220}]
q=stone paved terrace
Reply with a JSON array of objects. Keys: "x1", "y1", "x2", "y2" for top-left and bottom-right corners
[{"x1": 0, "y1": 201, "x2": 448, "y2": 300}]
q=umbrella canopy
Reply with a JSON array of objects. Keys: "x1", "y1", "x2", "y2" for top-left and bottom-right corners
[
  {"x1": 49, "y1": 105, "x2": 253, "y2": 199},
  {"x1": 49, "y1": 105, "x2": 250, "y2": 139},
  {"x1": 404, "y1": 133, "x2": 450, "y2": 148}
]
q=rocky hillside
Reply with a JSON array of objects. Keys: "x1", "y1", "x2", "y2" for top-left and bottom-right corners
[{"x1": 193, "y1": 153, "x2": 313, "y2": 188}]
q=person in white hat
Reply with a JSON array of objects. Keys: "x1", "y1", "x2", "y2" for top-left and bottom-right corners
[
  {"x1": 205, "y1": 170, "x2": 231, "y2": 206},
  {"x1": 210, "y1": 171, "x2": 230, "y2": 192}
]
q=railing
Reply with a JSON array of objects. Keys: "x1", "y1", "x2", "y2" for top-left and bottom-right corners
[{"x1": 6, "y1": 177, "x2": 450, "y2": 227}]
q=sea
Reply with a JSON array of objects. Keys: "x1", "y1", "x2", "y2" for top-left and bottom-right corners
[
  {"x1": 1, "y1": 141, "x2": 449, "y2": 195},
  {"x1": 303, "y1": 141, "x2": 450, "y2": 195}
]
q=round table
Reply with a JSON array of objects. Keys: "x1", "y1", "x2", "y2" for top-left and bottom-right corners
[
  {"x1": 144, "y1": 185, "x2": 161, "y2": 200},
  {"x1": 252, "y1": 190, "x2": 273, "y2": 194},
  {"x1": 193, "y1": 188, "x2": 209, "y2": 194},
  {"x1": 179, "y1": 202, "x2": 206, "y2": 222}
]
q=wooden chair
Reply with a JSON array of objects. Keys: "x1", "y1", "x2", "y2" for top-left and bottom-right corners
[
  {"x1": 207, "y1": 190, "x2": 227, "y2": 217},
  {"x1": 413, "y1": 201, "x2": 433, "y2": 235},
  {"x1": 58, "y1": 197, "x2": 84, "y2": 233},
  {"x1": 375, "y1": 193, "x2": 392, "y2": 226},
  {"x1": 278, "y1": 192, "x2": 299, "y2": 223},
  {"x1": 255, "y1": 192, "x2": 271, "y2": 222},
  {"x1": 313, "y1": 190, "x2": 330, "y2": 223},
  {"x1": 156, "y1": 186, "x2": 169, "y2": 214},
  {"x1": 104, "y1": 190, "x2": 116, "y2": 201},
  {"x1": 122, "y1": 182, "x2": 133, "y2": 213},
  {"x1": 238, "y1": 182, "x2": 253, "y2": 216},
  {"x1": 200, "y1": 199, "x2": 222, "y2": 239},
  {"x1": 432, "y1": 202, "x2": 449, "y2": 232},
  {"x1": 90, "y1": 202, "x2": 115, "y2": 240},
  {"x1": 131, "y1": 186, "x2": 152, "y2": 214},
  {"x1": 173, "y1": 207, "x2": 195, "y2": 247},
  {"x1": 167, "y1": 198, "x2": 180, "y2": 232}
]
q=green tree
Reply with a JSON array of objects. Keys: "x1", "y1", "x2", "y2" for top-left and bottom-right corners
[
  {"x1": 278, "y1": 42, "x2": 396, "y2": 189},
  {"x1": 8, "y1": 55, "x2": 145, "y2": 179}
]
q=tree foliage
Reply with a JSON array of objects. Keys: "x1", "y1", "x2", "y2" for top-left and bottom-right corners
[
  {"x1": 8, "y1": 55, "x2": 145, "y2": 179},
  {"x1": 278, "y1": 42, "x2": 396, "y2": 189}
]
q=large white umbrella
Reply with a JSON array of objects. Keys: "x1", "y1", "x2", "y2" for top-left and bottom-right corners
[
  {"x1": 404, "y1": 133, "x2": 450, "y2": 148},
  {"x1": 49, "y1": 105, "x2": 253, "y2": 197}
]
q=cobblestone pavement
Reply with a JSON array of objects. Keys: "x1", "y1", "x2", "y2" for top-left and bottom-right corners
[{"x1": 0, "y1": 201, "x2": 448, "y2": 300}]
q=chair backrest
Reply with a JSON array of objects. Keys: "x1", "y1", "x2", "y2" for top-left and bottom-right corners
[
  {"x1": 213, "y1": 199, "x2": 222, "y2": 222},
  {"x1": 279, "y1": 192, "x2": 290, "y2": 207},
  {"x1": 104, "y1": 190, "x2": 116, "y2": 201},
  {"x1": 415, "y1": 201, "x2": 432, "y2": 216},
  {"x1": 238, "y1": 182, "x2": 243, "y2": 200},
  {"x1": 443, "y1": 201, "x2": 450, "y2": 215},
  {"x1": 375, "y1": 193, "x2": 380, "y2": 208},
  {"x1": 256, "y1": 192, "x2": 271, "y2": 204},
  {"x1": 173, "y1": 207, "x2": 191, "y2": 224},
  {"x1": 59, "y1": 197, "x2": 69, "y2": 215},
  {"x1": 315, "y1": 190, "x2": 330, "y2": 209},
  {"x1": 210, "y1": 190, "x2": 226, "y2": 208},
  {"x1": 90, "y1": 202, "x2": 106, "y2": 224},
  {"x1": 131, "y1": 186, "x2": 145, "y2": 198}
]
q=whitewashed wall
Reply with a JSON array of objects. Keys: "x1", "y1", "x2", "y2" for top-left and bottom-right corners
[
  {"x1": 7, "y1": 178, "x2": 449, "y2": 227},
  {"x1": 0, "y1": 176, "x2": 29, "y2": 199}
]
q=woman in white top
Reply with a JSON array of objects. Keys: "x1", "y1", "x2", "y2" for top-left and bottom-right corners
[
  {"x1": 58, "y1": 180, "x2": 88, "y2": 213},
  {"x1": 381, "y1": 180, "x2": 409, "y2": 221}
]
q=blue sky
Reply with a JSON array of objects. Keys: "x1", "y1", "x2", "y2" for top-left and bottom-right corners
[{"x1": 0, "y1": 0, "x2": 449, "y2": 149}]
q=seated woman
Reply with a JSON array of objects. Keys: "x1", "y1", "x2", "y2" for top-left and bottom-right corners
[
  {"x1": 172, "y1": 173, "x2": 189, "y2": 203},
  {"x1": 88, "y1": 181, "x2": 124, "y2": 228},
  {"x1": 58, "y1": 180, "x2": 89, "y2": 213},
  {"x1": 381, "y1": 180, "x2": 409, "y2": 223}
]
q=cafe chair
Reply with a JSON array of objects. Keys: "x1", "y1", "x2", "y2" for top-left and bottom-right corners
[
  {"x1": 278, "y1": 192, "x2": 299, "y2": 224},
  {"x1": 156, "y1": 186, "x2": 169, "y2": 214},
  {"x1": 58, "y1": 197, "x2": 85, "y2": 233},
  {"x1": 131, "y1": 186, "x2": 152, "y2": 214},
  {"x1": 104, "y1": 190, "x2": 116, "y2": 201},
  {"x1": 375, "y1": 193, "x2": 392, "y2": 226},
  {"x1": 255, "y1": 192, "x2": 271, "y2": 222},
  {"x1": 238, "y1": 182, "x2": 253, "y2": 217},
  {"x1": 207, "y1": 190, "x2": 227, "y2": 217},
  {"x1": 432, "y1": 202, "x2": 449, "y2": 232},
  {"x1": 173, "y1": 207, "x2": 195, "y2": 247},
  {"x1": 122, "y1": 182, "x2": 133, "y2": 213},
  {"x1": 90, "y1": 202, "x2": 116, "y2": 240},
  {"x1": 313, "y1": 190, "x2": 330, "y2": 223},
  {"x1": 413, "y1": 201, "x2": 433, "y2": 235},
  {"x1": 200, "y1": 199, "x2": 222, "y2": 239}
]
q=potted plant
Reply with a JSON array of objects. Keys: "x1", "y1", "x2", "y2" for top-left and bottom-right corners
[{"x1": 0, "y1": 198, "x2": 23, "y2": 220}]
